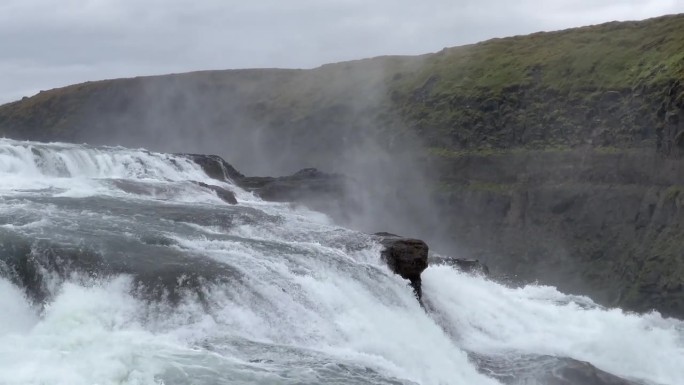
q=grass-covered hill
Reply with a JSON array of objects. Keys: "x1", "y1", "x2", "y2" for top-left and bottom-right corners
[
  {"x1": 1, "y1": 14, "x2": 682, "y2": 158},
  {"x1": 1, "y1": 13, "x2": 684, "y2": 317}
]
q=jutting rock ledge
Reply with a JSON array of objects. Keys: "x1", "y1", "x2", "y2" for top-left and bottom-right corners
[{"x1": 187, "y1": 153, "x2": 488, "y2": 301}]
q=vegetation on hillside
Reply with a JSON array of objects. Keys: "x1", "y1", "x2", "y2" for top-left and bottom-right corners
[
  {"x1": 382, "y1": 14, "x2": 684, "y2": 152},
  {"x1": 1, "y1": 14, "x2": 682, "y2": 154},
  {"x1": 410, "y1": 14, "x2": 684, "y2": 95}
]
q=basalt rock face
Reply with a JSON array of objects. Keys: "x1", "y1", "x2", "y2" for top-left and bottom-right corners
[
  {"x1": 657, "y1": 80, "x2": 684, "y2": 157},
  {"x1": 375, "y1": 232, "x2": 429, "y2": 299},
  {"x1": 433, "y1": 148, "x2": 684, "y2": 318}
]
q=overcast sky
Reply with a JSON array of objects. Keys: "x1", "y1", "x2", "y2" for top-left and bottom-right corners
[{"x1": 1, "y1": 0, "x2": 682, "y2": 103}]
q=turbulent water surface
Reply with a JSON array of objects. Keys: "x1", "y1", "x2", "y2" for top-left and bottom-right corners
[{"x1": 0, "y1": 138, "x2": 682, "y2": 385}]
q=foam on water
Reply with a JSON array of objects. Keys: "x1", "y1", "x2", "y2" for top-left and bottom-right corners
[
  {"x1": 164, "y1": 220, "x2": 500, "y2": 384},
  {"x1": 0, "y1": 138, "x2": 230, "y2": 200},
  {"x1": 1, "y1": 139, "x2": 683, "y2": 385},
  {"x1": 0, "y1": 271, "x2": 499, "y2": 384},
  {"x1": 0, "y1": 139, "x2": 206, "y2": 181},
  {"x1": 422, "y1": 266, "x2": 684, "y2": 384},
  {"x1": 0, "y1": 139, "x2": 499, "y2": 384},
  {"x1": 0, "y1": 279, "x2": 38, "y2": 335},
  {"x1": 0, "y1": 277, "x2": 172, "y2": 385}
]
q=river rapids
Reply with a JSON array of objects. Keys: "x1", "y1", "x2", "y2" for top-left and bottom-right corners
[{"x1": 0, "y1": 138, "x2": 682, "y2": 385}]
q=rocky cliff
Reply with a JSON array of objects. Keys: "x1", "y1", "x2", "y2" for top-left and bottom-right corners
[{"x1": 1, "y1": 14, "x2": 683, "y2": 316}]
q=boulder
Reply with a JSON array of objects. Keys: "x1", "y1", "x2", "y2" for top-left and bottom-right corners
[
  {"x1": 430, "y1": 256, "x2": 489, "y2": 275},
  {"x1": 374, "y1": 232, "x2": 429, "y2": 299}
]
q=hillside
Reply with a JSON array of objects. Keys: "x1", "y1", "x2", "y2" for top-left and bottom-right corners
[
  {"x1": 2, "y1": 14, "x2": 683, "y2": 156},
  {"x1": 1, "y1": 14, "x2": 684, "y2": 317}
]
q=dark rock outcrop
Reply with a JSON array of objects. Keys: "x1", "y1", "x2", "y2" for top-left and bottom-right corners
[
  {"x1": 240, "y1": 168, "x2": 349, "y2": 205},
  {"x1": 657, "y1": 80, "x2": 684, "y2": 157},
  {"x1": 183, "y1": 154, "x2": 245, "y2": 181},
  {"x1": 188, "y1": 154, "x2": 354, "y2": 218},
  {"x1": 374, "y1": 232, "x2": 429, "y2": 299},
  {"x1": 236, "y1": 168, "x2": 358, "y2": 221},
  {"x1": 193, "y1": 181, "x2": 238, "y2": 205},
  {"x1": 430, "y1": 256, "x2": 489, "y2": 275},
  {"x1": 185, "y1": 153, "x2": 349, "y2": 205},
  {"x1": 184, "y1": 154, "x2": 351, "y2": 210}
]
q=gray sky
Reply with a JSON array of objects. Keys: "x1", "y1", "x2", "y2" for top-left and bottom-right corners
[{"x1": 1, "y1": 0, "x2": 682, "y2": 103}]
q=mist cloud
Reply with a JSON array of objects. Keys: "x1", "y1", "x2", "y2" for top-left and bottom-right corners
[{"x1": 1, "y1": 0, "x2": 682, "y2": 102}]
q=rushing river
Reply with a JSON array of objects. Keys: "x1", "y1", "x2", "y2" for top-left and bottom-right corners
[{"x1": 0, "y1": 138, "x2": 682, "y2": 385}]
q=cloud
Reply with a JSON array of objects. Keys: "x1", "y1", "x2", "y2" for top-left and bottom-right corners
[{"x1": 0, "y1": 0, "x2": 682, "y2": 102}]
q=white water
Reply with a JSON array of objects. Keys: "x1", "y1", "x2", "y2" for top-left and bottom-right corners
[
  {"x1": 0, "y1": 139, "x2": 206, "y2": 181},
  {"x1": 423, "y1": 268, "x2": 684, "y2": 384},
  {"x1": 0, "y1": 139, "x2": 682, "y2": 385},
  {"x1": 0, "y1": 138, "x2": 252, "y2": 202}
]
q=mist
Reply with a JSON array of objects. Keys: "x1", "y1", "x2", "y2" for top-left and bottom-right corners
[{"x1": 59, "y1": 59, "x2": 454, "y2": 253}]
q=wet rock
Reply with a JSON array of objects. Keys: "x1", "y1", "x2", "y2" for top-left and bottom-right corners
[
  {"x1": 374, "y1": 232, "x2": 429, "y2": 299},
  {"x1": 193, "y1": 181, "x2": 238, "y2": 205},
  {"x1": 430, "y1": 256, "x2": 489, "y2": 275},
  {"x1": 240, "y1": 168, "x2": 348, "y2": 203},
  {"x1": 239, "y1": 167, "x2": 356, "y2": 220},
  {"x1": 182, "y1": 154, "x2": 244, "y2": 181},
  {"x1": 185, "y1": 153, "x2": 352, "y2": 213},
  {"x1": 186, "y1": 156, "x2": 349, "y2": 207}
]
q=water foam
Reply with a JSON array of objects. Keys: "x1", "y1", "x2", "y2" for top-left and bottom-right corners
[
  {"x1": 0, "y1": 138, "x2": 231, "y2": 200},
  {"x1": 0, "y1": 139, "x2": 205, "y2": 180},
  {"x1": 2, "y1": 139, "x2": 683, "y2": 385},
  {"x1": 0, "y1": 277, "x2": 166, "y2": 385},
  {"x1": 0, "y1": 278, "x2": 38, "y2": 336},
  {"x1": 164, "y1": 218, "x2": 500, "y2": 384},
  {"x1": 422, "y1": 266, "x2": 684, "y2": 384}
]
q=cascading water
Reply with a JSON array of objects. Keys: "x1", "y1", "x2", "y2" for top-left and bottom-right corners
[{"x1": 0, "y1": 138, "x2": 682, "y2": 385}]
